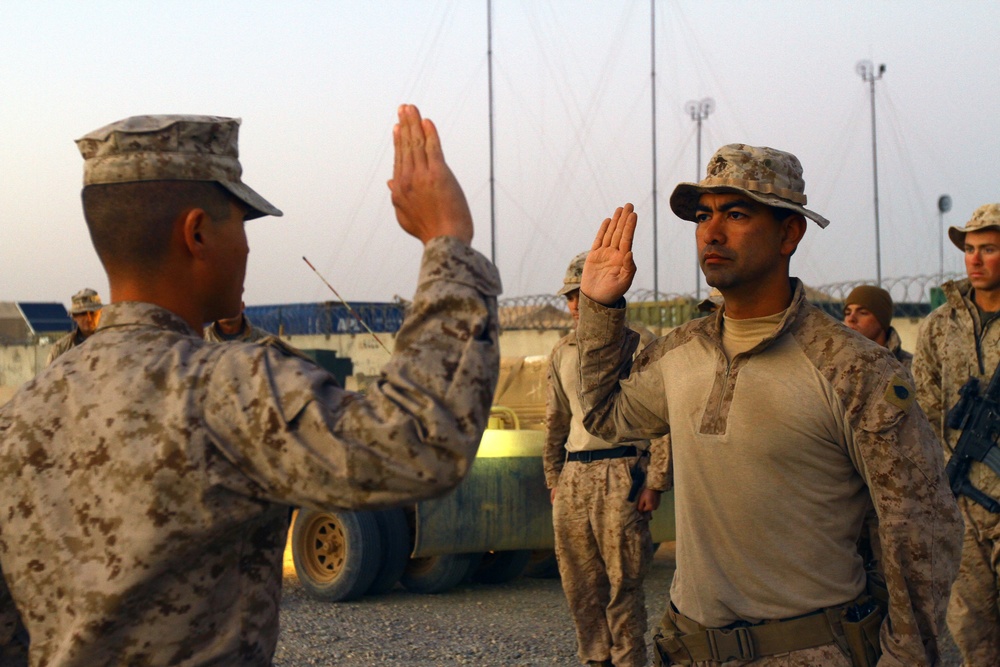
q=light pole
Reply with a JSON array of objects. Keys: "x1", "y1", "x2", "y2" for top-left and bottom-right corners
[
  {"x1": 856, "y1": 60, "x2": 886, "y2": 286},
  {"x1": 938, "y1": 194, "x2": 952, "y2": 278},
  {"x1": 685, "y1": 97, "x2": 714, "y2": 299}
]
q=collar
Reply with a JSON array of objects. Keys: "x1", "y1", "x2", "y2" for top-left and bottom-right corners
[
  {"x1": 96, "y1": 302, "x2": 201, "y2": 338},
  {"x1": 695, "y1": 278, "x2": 808, "y2": 355}
]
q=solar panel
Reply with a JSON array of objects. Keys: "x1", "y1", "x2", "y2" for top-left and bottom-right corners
[{"x1": 18, "y1": 302, "x2": 72, "y2": 334}]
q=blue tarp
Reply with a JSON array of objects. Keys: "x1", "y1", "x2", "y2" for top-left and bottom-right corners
[{"x1": 245, "y1": 302, "x2": 405, "y2": 335}]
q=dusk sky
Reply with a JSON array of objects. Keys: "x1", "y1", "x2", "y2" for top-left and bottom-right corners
[{"x1": 2, "y1": 1, "x2": 997, "y2": 310}]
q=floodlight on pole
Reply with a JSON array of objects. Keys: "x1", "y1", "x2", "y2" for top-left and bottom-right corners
[
  {"x1": 685, "y1": 97, "x2": 714, "y2": 299},
  {"x1": 856, "y1": 59, "x2": 886, "y2": 286},
  {"x1": 938, "y1": 194, "x2": 952, "y2": 278}
]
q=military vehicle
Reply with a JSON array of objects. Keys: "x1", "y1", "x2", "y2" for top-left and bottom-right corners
[{"x1": 288, "y1": 356, "x2": 676, "y2": 600}]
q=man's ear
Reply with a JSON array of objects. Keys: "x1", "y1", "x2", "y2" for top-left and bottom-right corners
[
  {"x1": 180, "y1": 208, "x2": 210, "y2": 259},
  {"x1": 780, "y1": 214, "x2": 807, "y2": 257}
]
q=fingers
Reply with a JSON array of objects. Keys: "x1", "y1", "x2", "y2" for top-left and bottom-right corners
[
  {"x1": 595, "y1": 203, "x2": 635, "y2": 251},
  {"x1": 395, "y1": 104, "x2": 429, "y2": 183},
  {"x1": 392, "y1": 119, "x2": 403, "y2": 184},
  {"x1": 422, "y1": 117, "x2": 444, "y2": 167},
  {"x1": 591, "y1": 217, "x2": 611, "y2": 251},
  {"x1": 609, "y1": 203, "x2": 635, "y2": 251}
]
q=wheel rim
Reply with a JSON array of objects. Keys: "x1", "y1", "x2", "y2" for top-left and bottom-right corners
[{"x1": 300, "y1": 513, "x2": 347, "y2": 584}]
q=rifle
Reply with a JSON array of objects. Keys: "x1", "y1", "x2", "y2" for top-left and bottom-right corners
[{"x1": 944, "y1": 359, "x2": 1000, "y2": 512}]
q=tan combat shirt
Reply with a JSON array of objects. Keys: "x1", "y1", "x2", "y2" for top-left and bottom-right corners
[
  {"x1": 0, "y1": 237, "x2": 501, "y2": 667},
  {"x1": 544, "y1": 329, "x2": 670, "y2": 491},
  {"x1": 576, "y1": 279, "x2": 961, "y2": 666}
]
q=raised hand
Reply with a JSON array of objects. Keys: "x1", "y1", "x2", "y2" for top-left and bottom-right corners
[
  {"x1": 580, "y1": 203, "x2": 637, "y2": 306},
  {"x1": 387, "y1": 104, "x2": 473, "y2": 245}
]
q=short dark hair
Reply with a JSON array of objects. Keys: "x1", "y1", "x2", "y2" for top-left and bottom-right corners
[
  {"x1": 81, "y1": 181, "x2": 233, "y2": 273},
  {"x1": 771, "y1": 206, "x2": 796, "y2": 222}
]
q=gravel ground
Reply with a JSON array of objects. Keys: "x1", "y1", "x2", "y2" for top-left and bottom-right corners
[{"x1": 275, "y1": 544, "x2": 961, "y2": 666}]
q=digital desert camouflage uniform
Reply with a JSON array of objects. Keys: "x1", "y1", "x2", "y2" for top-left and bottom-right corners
[
  {"x1": 576, "y1": 279, "x2": 962, "y2": 667},
  {"x1": 0, "y1": 108, "x2": 502, "y2": 665},
  {"x1": 204, "y1": 312, "x2": 272, "y2": 343},
  {"x1": 885, "y1": 328, "x2": 913, "y2": 370},
  {"x1": 545, "y1": 325, "x2": 671, "y2": 667},
  {"x1": 0, "y1": 238, "x2": 500, "y2": 666},
  {"x1": 913, "y1": 276, "x2": 1000, "y2": 666}
]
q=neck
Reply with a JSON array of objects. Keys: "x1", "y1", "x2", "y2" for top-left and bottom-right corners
[
  {"x1": 720, "y1": 275, "x2": 794, "y2": 320},
  {"x1": 974, "y1": 286, "x2": 1000, "y2": 313},
  {"x1": 109, "y1": 281, "x2": 205, "y2": 333}
]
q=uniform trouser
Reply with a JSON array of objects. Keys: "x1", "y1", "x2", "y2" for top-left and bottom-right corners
[
  {"x1": 553, "y1": 456, "x2": 654, "y2": 667},
  {"x1": 947, "y1": 494, "x2": 1000, "y2": 666}
]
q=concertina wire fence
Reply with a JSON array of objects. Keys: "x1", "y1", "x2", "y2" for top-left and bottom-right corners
[
  {"x1": 496, "y1": 272, "x2": 964, "y2": 331},
  {"x1": 246, "y1": 272, "x2": 963, "y2": 336}
]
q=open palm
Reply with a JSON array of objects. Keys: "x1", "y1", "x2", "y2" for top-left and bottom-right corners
[{"x1": 580, "y1": 203, "x2": 637, "y2": 305}]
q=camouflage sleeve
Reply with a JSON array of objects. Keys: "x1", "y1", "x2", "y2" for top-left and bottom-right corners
[
  {"x1": 576, "y1": 294, "x2": 668, "y2": 443},
  {"x1": 203, "y1": 236, "x2": 502, "y2": 510},
  {"x1": 645, "y1": 434, "x2": 672, "y2": 492},
  {"x1": 0, "y1": 569, "x2": 28, "y2": 667},
  {"x1": 848, "y1": 370, "x2": 962, "y2": 666},
  {"x1": 543, "y1": 347, "x2": 571, "y2": 489},
  {"x1": 911, "y1": 316, "x2": 945, "y2": 443}
]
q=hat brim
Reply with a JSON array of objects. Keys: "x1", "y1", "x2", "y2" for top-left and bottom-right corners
[
  {"x1": 219, "y1": 180, "x2": 283, "y2": 220},
  {"x1": 669, "y1": 183, "x2": 829, "y2": 229},
  {"x1": 948, "y1": 223, "x2": 1000, "y2": 251},
  {"x1": 70, "y1": 305, "x2": 102, "y2": 315},
  {"x1": 557, "y1": 283, "x2": 581, "y2": 297}
]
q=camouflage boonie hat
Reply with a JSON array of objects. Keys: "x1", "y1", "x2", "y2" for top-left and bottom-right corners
[
  {"x1": 948, "y1": 203, "x2": 1000, "y2": 250},
  {"x1": 70, "y1": 288, "x2": 102, "y2": 315},
  {"x1": 670, "y1": 144, "x2": 830, "y2": 228},
  {"x1": 557, "y1": 251, "x2": 588, "y2": 296},
  {"x1": 76, "y1": 115, "x2": 282, "y2": 220}
]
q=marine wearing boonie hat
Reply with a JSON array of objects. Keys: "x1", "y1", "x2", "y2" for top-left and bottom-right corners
[
  {"x1": 669, "y1": 143, "x2": 830, "y2": 228},
  {"x1": 69, "y1": 288, "x2": 102, "y2": 315},
  {"x1": 557, "y1": 251, "x2": 588, "y2": 296},
  {"x1": 947, "y1": 203, "x2": 1000, "y2": 250},
  {"x1": 75, "y1": 115, "x2": 282, "y2": 220}
]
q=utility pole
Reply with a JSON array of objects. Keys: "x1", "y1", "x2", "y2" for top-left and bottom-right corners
[
  {"x1": 487, "y1": 0, "x2": 497, "y2": 265},
  {"x1": 650, "y1": 0, "x2": 659, "y2": 306},
  {"x1": 856, "y1": 60, "x2": 886, "y2": 286},
  {"x1": 685, "y1": 97, "x2": 714, "y2": 300}
]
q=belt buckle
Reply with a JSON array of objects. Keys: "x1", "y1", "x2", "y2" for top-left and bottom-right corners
[
  {"x1": 708, "y1": 626, "x2": 754, "y2": 662},
  {"x1": 578, "y1": 450, "x2": 594, "y2": 463}
]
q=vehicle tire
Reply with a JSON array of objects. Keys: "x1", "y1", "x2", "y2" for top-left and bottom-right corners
[
  {"x1": 474, "y1": 549, "x2": 531, "y2": 584},
  {"x1": 400, "y1": 553, "x2": 480, "y2": 594},
  {"x1": 523, "y1": 549, "x2": 561, "y2": 579},
  {"x1": 291, "y1": 508, "x2": 382, "y2": 602},
  {"x1": 367, "y1": 508, "x2": 410, "y2": 595}
]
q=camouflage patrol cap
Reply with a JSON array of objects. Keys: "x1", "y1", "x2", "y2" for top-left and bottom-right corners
[
  {"x1": 670, "y1": 144, "x2": 830, "y2": 228},
  {"x1": 75, "y1": 115, "x2": 282, "y2": 220},
  {"x1": 70, "y1": 288, "x2": 102, "y2": 315},
  {"x1": 557, "y1": 251, "x2": 588, "y2": 296},
  {"x1": 948, "y1": 203, "x2": 1000, "y2": 250}
]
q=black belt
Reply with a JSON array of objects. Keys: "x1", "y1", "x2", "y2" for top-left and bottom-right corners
[{"x1": 567, "y1": 445, "x2": 638, "y2": 463}]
